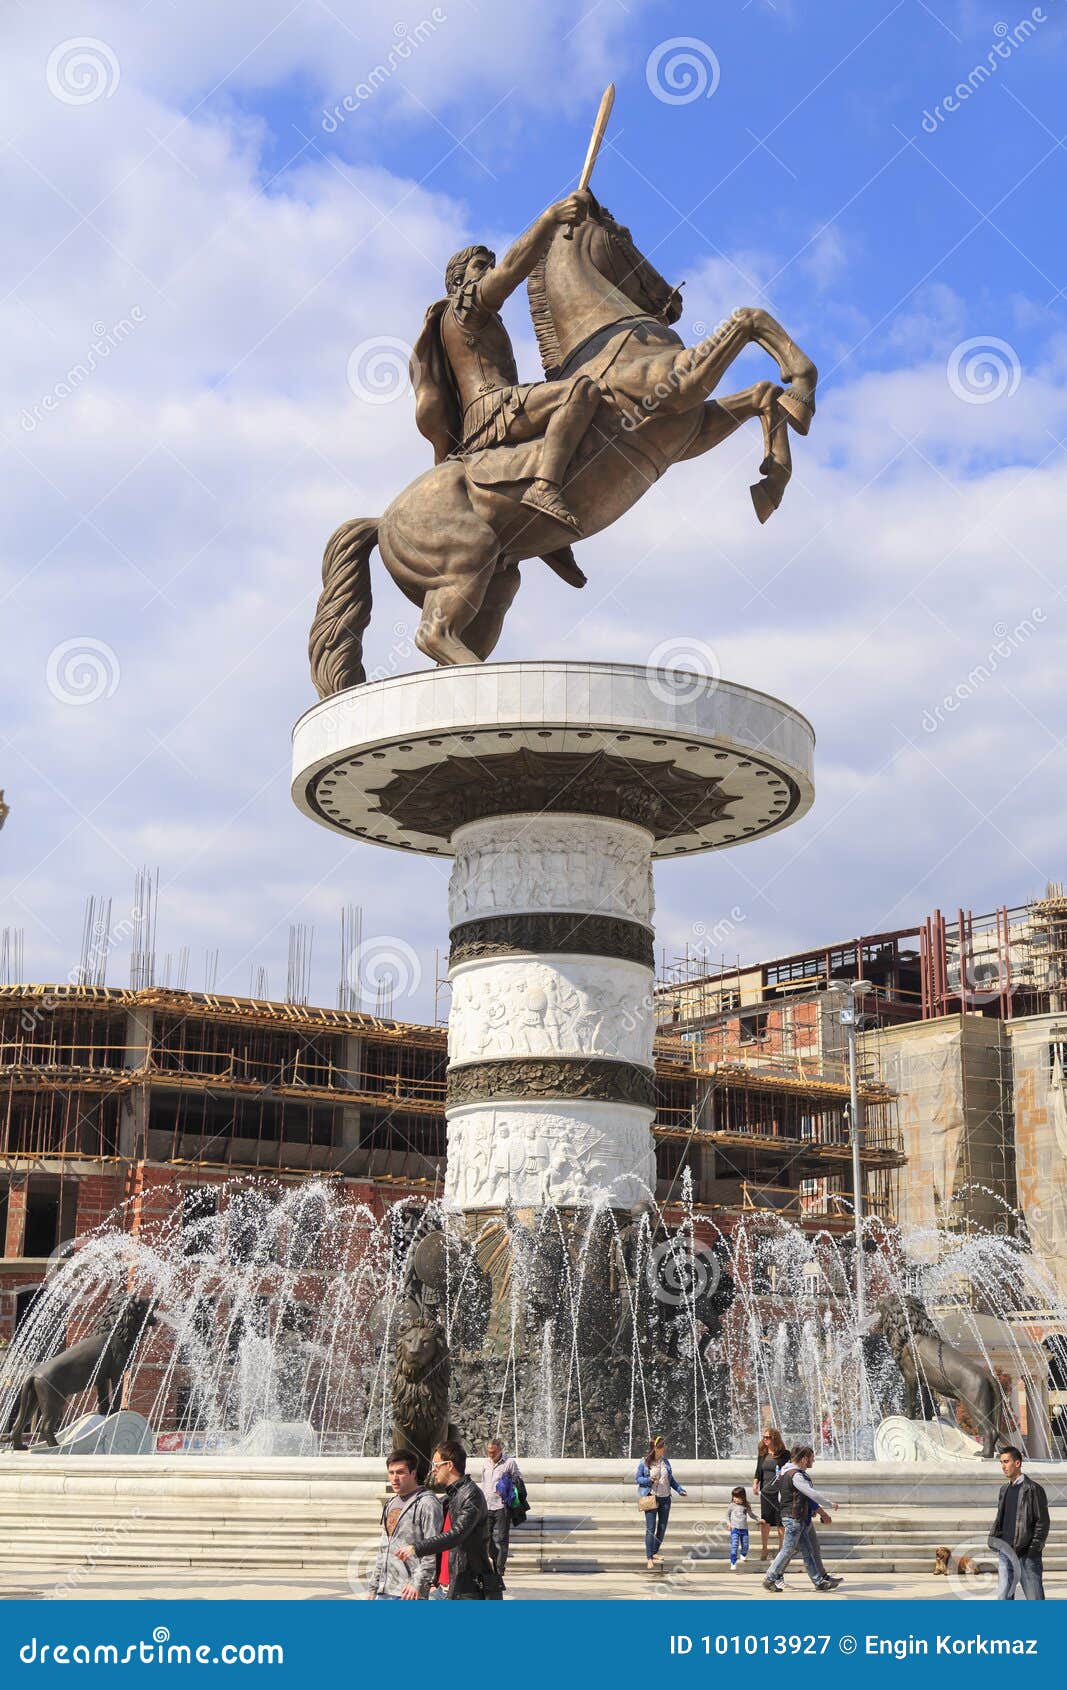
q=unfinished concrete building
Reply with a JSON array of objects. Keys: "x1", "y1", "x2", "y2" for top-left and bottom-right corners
[
  {"x1": 0, "y1": 974, "x2": 903, "y2": 1352},
  {"x1": 655, "y1": 884, "x2": 1067, "y2": 1279}
]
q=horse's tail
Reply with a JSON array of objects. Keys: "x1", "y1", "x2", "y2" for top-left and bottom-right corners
[{"x1": 308, "y1": 518, "x2": 379, "y2": 697}]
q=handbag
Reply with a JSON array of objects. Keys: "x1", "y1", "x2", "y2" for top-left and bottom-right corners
[{"x1": 639, "y1": 1458, "x2": 666, "y2": 1511}]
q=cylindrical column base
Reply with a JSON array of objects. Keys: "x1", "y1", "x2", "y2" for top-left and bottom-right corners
[
  {"x1": 445, "y1": 812, "x2": 657, "y2": 1212},
  {"x1": 445, "y1": 1099, "x2": 656, "y2": 1211}
]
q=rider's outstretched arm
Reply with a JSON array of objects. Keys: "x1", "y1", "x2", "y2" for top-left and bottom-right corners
[{"x1": 478, "y1": 192, "x2": 591, "y2": 312}]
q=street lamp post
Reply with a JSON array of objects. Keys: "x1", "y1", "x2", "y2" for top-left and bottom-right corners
[{"x1": 837, "y1": 979, "x2": 874, "y2": 1322}]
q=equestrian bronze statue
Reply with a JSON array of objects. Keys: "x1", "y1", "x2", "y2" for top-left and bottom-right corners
[{"x1": 308, "y1": 90, "x2": 817, "y2": 694}]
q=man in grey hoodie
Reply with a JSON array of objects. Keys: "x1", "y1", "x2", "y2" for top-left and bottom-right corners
[{"x1": 370, "y1": 1450, "x2": 443, "y2": 1599}]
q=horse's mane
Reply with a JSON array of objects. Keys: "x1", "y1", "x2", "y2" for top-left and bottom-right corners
[
  {"x1": 527, "y1": 203, "x2": 625, "y2": 376},
  {"x1": 527, "y1": 251, "x2": 561, "y2": 377},
  {"x1": 528, "y1": 205, "x2": 633, "y2": 379}
]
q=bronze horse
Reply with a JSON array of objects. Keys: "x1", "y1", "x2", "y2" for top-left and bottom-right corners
[
  {"x1": 877, "y1": 1295, "x2": 1004, "y2": 1459},
  {"x1": 309, "y1": 199, "x2": 817, "y2": 693},
  {"x1": 7, "y1": 1295, "x2": 156, "y2": 1449}
]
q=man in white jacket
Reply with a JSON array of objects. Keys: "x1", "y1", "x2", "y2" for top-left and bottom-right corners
[
  {"x1": 761, "y1": 1446, "x2": 843, "y2": 1593},
  {"x1": 480, "y1": 1438, "x2": 524, "y2": 1577}
]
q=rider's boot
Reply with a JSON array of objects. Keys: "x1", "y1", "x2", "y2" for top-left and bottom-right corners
[{"x1": 521, "y1": 478, "x2": 584, "y2": 537}]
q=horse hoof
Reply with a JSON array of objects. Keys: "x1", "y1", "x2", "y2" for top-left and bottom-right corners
[
  {"x1": 779, "y1": 384, "x2": 815, "y2": 435},
  {"x1": 750, "y1": 480, "x2": 780, "y2": 524}
]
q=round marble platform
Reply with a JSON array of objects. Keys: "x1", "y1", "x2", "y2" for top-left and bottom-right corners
[
  {"x1": 292, "y1": 661, "x2": 815, "y2": 1213},
  {"x1": 291, "y1": 661, "x2": 815, "y2": 857}
]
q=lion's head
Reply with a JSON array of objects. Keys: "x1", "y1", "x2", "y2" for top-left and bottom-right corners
[{"x1": 395, "y1": 1320, "x2": 446, "y2": 1377}]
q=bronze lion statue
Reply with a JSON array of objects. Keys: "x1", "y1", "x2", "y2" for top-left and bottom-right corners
[
  {"x1": 6, "y1": 1294, "x2": 157, "y2": 1450},
  {"x1": 390, "y1": 1306, "x2": 458, "y2": 1482},
  {"x1": 877, "y1": 1294, "x2": 1004, "y2": 1459}
]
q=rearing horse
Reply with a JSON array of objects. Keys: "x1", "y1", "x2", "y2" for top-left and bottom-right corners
[{"x1": 309, "y1": 200, "x2": 817, "y2": 693}]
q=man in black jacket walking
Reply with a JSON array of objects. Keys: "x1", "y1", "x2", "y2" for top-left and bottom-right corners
[
  {"x1": 396, "y1": 1439, "x2": 503, "y2": 1600},
  {"x1": 989, "y1": 1445, "x2": 1049, "y2": 1599}
]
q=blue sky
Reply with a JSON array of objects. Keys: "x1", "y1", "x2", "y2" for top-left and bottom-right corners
[{"x1": 3, "y1": 0, "x2": 1067, "y2": 1016}]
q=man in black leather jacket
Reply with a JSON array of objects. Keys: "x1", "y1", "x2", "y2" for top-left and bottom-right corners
[
  {"x1": 396, "y1": 1440, "x2": 503, "y2": 1600},
  {"x1": 989, "y1": 1445, "x2": 1050, "y2": 1600}
]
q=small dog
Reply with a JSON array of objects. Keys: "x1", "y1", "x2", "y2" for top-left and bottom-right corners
[{"x1": 933, "y1": 1546, "x2": 993, "y2": 1576}]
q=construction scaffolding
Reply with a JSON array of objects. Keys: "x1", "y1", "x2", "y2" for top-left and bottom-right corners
[
  {"x1": 1029, "y1": 881, "x2": 1067, "y2": 1016},
  {"x1": 0, "y1": 980, "x2": 899, "y2": 1236},
  {"x1": 653, "y1": 984, "x2": 904, "y2": 1232},
  {"x1": 658, "y1": 884, "x2": 1067, "y2": 1035},
  {"x1": 0, "y1": 987, "x2": 446, "y2": 1174}
]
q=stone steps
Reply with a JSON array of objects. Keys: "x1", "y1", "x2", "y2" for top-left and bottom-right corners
[
  {"x1": 1, "y1": 1456, "x2": 1063, "y2": 1586},
  {"x1": 5, "y1": 1519, "x2": 1067, "y2": 1579}
]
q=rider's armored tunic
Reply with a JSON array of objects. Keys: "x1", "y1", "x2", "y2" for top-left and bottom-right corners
[{"x1": 440, "y1": 280, "x2": 535, "y2": 453}]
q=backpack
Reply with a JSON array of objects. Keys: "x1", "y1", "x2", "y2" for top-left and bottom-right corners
[{"x1": 762, "y1": 1467, "x2": 795, "y2": 1511}]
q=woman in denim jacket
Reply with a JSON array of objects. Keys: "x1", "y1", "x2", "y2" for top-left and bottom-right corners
[{"x1": 636, "y1": 1435, "x2": 687, "y2": 1569}]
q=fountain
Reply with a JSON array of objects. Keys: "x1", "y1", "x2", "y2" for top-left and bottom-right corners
[
  {"x1": 288, "y1": 657, "x2": 820, "y2": 1457},
  {"x1": 2, "y1": 1172, "x2": 1064, "y2": 1462}
]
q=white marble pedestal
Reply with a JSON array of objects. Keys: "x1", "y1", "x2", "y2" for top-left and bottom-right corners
[{"x1": 292, "y1": 661, "x2": 815, "y2": 1214}]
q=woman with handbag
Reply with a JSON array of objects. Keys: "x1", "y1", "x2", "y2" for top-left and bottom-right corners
[{"x1": 636, "y1": 1435, "x2": 687, "y2": 1569}]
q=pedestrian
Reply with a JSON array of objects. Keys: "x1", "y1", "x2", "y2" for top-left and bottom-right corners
[
  {"x1": 395, "y1": 1439, "x2": 503, "y2": 1600},
  {"x1": 753, "y1": 1424, "x2": 789, "y2": 1561},
  {"x1": 727, "y1": 1486, "x2": 758, "y2": 1571},
  {"x1": 989, "y1": 1444, "x2": 1049, "y2": 1600},
  {"x1": 761, "y1": 1445, "x2": 843, "y2": 1593},
  {"x1": 821, "y1": 1413, "x2": 838, "y2": 1457},
  {"x1": 369, "y1": 1449, "x2": 442, "y2": 1600},
  {"x1": 636, "y1": 1435, "x2": 687, "y2": 1571},
  {"x1": 480, "y1": 1436, "x2": 526, "y2": 1578}
]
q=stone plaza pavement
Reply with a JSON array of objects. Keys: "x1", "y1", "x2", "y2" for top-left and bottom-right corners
[{"x1": 1, "y1": 1566, "x2": 1064, "y2": 1601}]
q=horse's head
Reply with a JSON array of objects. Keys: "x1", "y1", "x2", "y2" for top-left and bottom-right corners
[
  {"x1": 591, "y1": 201, "x2": 683, "y2": 325},
  {"x1": 531, "y1": 199, "x2": 683, "y2": 376}
]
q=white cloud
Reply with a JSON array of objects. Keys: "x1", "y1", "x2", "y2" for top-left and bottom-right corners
[{"x1": 2, "y1": 4, "x2": 1065, "y2": 1014}]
